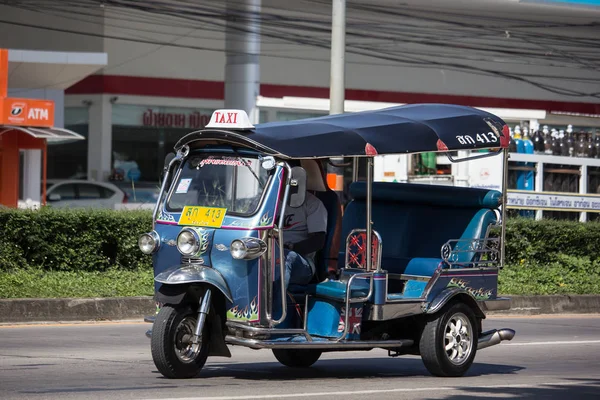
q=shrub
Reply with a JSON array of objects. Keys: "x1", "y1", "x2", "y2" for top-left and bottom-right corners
[{"x1": 0, "y1": 207, "x2": 152, "y2": 273}]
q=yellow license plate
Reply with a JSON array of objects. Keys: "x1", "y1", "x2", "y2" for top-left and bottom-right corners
[{"x1": 179, "y1": 206, "x2": 227, "y2": 228}]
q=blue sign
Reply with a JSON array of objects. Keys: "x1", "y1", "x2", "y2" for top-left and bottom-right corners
[{"x1": 127, "y1": 168, "x2": 141, "y2": 182}]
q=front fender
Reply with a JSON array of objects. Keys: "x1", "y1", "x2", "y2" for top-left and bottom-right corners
[
  {"x1": 155, "y1": 264, "x2": 233, "y2": 302},
  {"x1": 425, "y1": 287, "x2": 485, "y2": 319}
]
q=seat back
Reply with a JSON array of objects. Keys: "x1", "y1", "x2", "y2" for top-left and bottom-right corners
[
  {"x1": 339, "y1": 182, "x2": 501, "y2": 274},
  {"x1": 301, "y1": 159, "x2": 343, "y2": 281}
]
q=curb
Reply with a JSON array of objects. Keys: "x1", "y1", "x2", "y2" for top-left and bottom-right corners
[
  {"x1": 0, "y1": 295, "x2": 598, "y2": 324},
  {"x1": 0, "y1": 297, "x2": 155, "y2": 324}
]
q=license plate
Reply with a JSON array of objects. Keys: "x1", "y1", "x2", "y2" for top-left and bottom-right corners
[{"x1": 179, "y1": 206, "x2": 227, "y2": 228}]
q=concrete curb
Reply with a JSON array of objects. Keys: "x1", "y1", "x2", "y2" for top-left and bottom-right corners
[{"x1": 0, "y1": 295, "x2": 598, "y2": 324}]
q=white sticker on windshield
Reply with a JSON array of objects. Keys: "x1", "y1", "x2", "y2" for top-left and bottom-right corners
[{"x1": 176, "y1": 178, "x2": 192, "y2": 194}]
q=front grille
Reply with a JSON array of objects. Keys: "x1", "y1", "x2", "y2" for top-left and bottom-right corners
[{"x1": 181, "y1": 256, "x2": 204, "y2": 265}]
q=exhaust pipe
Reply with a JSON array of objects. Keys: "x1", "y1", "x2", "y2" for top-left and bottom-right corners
[{"x1": 477, "y1": 328, "x2": 515, "y2": 350}]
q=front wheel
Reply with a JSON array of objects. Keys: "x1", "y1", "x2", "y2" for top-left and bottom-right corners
[
  {"x1": 151, "y1": 305, "x2": 210, "y2": 379},
  {"x1": 272, "y1": 349, "x2": 322, "y2": 368},
  {"x1": 419, "y1": 302, "x2": 478, "y2": 377}
]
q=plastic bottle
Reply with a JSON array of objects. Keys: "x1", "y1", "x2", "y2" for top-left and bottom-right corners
[
  {"x1": 513, "y1": 126, "x2": 524, "y2": 153},
  {"x1": 508, "y1": 127, "x2": 517, "y2": 153},
  {"x1": 532, "y1": 128, "x2": 544, "y2": 154},
  {"x1": 566, "y1": 125, "x2": 575, "y2": 157},
  {"x1": 522, "y1": 127, "x2": 535, "y2": 190},
  {"x1": 514, "y1": 126, "x2": 526, "y2": 190},
  {"x1": 586, "y1": 132, "x2": 594, "y2": 158},
  {"x1": 576, "y1": 130, "x2": 587, "y2": 158},
  {"x1": 551, "y1": 129, "x2": 561, "y2": 155},
  {"x1": 559, "y1": 130, "x2": 569, "y2": 157},
  {"x1": 543, "y1": 126, "x2": 553, "y2": 155}
]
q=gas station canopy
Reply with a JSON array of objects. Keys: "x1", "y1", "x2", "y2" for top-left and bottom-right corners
[
  {"x1": 7, "y1": 49, "x2": 107, "y2": 90},
  {"x1": 0, "y1": 125, "x2": 84, "y2": 143}
]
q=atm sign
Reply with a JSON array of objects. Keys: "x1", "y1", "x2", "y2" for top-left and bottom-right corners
[{"x1": 0, "y1": 98, "x2": 55, "y2": 127}]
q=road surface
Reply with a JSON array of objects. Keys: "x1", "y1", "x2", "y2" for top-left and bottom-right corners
[{"x1": 1, "y1": 315, "x2": 599, "y2": 399}]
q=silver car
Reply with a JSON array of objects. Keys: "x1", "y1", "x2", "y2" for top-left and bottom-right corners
[{"x1": 45, "y1": 180, "x2": 127, "y2": 209}]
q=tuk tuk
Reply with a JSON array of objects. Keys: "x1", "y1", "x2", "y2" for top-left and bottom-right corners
[{"x1": 139, "y1": 104, "x2": 515, "y2": 379}]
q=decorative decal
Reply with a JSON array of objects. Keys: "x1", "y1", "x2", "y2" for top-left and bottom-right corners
[
  {"x1": 215, "y1": 243, "x2": 229, "y2": 251},
  {"x1": 176, "y1": 178, "x2": 192, "y2": 193},
  {"x1": 200, "y1": 156, "x2": 252, "y2": 168},
  {"x1": 226, "y1": 296, "x2": 259, "y2": 321},
  {"x1": 157, "y1": 210, "x2": 177, "y2": 224},
  {"x1": 198, "y1": 229, "x2": 210, "y2": 255},
  {"x1": 447, "y1": 278, "x2": 494, "y2": 300},
  {"x1": 259, "y1": 212, "x2": 272, "y2": 227},
  {"x1": 161, "y1": 238, "x2": 177, "y2": 247},
  {"x1": 338, "y1": 306, "x2": 362, "y2": 335}
]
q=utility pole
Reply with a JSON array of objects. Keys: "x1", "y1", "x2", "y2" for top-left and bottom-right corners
[
  {"x1": 329, "y1": 0, "x2": 346, "y2": 116},
  {"x1": 329, "y1": 0, "x2": 350, "y2": 190},
  {"x1": 224, "y1": 0, "x2": 261, "y2": 123}
]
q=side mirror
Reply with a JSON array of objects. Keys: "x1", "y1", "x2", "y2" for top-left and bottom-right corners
[
  {"x1": 161, "y1": 152, "x2": 176, "y2": 183},
  {"x1": 47, "y1": 193, "x2": 61, "y2": 202},
  {"x1": 289, "y1": 166, "x2": 307, "y2": 208}
]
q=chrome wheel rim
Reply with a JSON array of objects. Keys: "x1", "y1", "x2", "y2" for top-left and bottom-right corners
[
  {"x1": 174, "y1": 316, "x2": 201, "y2": 362},
  {"x1": 444, "y1": 312, "x2": 473, "y2": 365}
]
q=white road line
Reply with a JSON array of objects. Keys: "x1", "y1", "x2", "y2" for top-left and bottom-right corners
[
  {"x1": 506, "y1": 340, "x2": 600, "y2": 346},
  {"x1": 142, "y1": 381, "x2": 600, "y2": 400}
]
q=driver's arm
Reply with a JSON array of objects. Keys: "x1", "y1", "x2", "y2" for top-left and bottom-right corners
[{"x1": 286, "y1": 232, "x2": 326, "y2": 256}]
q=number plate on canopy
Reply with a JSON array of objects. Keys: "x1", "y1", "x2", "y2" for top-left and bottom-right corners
[{"x1": 179, "y1": 206, "x2": 227, "y2": 228}]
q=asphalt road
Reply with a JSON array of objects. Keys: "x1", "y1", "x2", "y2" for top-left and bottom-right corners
[{"x1": 1, "y1": 315, "x2": 600, "y2": 400}]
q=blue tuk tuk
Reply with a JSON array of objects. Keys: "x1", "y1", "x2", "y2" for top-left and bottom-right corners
[{"x1": 139, "y1": 104, "x2": 515, "y2": 379}]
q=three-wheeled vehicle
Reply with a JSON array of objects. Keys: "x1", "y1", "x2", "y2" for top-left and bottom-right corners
[{"x1": 139, "y1": 104, "x2": 515, "y2": 379}]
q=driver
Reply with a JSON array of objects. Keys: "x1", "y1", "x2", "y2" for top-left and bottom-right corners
[{"x1": 273, "y1": 164, "x2": 328, "y2": 316}]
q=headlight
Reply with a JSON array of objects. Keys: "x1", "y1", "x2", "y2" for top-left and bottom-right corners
[
  {"x1": 177, "y1": 229, "x2": 199, "y2": 255},
  {"x1": 230, "y1": 239, "x2": 247, "y2": 260},
  {"x1": 139, "y1": 231, "x2": 160, "y2": 254},
  {"x1": 230, "y1": 238, "x2": 266, "y2": 260}
]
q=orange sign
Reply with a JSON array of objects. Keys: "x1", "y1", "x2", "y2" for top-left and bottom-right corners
[{"x1": 0, "y1": 97, "x2": 55, "y2": 127}]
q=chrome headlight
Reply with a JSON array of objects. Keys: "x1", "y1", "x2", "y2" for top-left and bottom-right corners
[
  {"x1": 177, "y1": 228, "x2": 199, "y2": 256},
  {"x1": 230, "y1": 238, "x2": 267, "y2": 260},
  {"x1": 139, "y1": 231, "x2": 160, "y2": 255}
]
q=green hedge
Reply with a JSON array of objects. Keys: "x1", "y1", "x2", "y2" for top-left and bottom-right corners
[
  {"x1": 0, "y1": 208, "x2": 152, "y2": 272},
  {"x1": 1, "y1": 209, "x2": 600, "y2": 296}
]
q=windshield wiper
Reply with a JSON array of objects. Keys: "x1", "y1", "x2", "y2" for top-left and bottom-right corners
[{"x1": 231, "y1": 148, "x2": 264, "y2": 189}]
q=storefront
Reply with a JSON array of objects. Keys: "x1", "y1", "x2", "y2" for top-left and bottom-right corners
[{"x1": 0, "y1": 48, "x2": 106, "y2": 207}]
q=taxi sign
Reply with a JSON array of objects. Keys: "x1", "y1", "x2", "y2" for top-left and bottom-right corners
[{"x1": 205, "y1": 109, "x2": 254, "y2": 130}]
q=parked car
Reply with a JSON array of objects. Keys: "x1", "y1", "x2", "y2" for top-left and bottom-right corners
[
  {"x1": 45, "y1": 180, "x2": 127, "y2": 209},
  {"x1": 116, "y1": 182, "x2": 160, "y2": 205}
]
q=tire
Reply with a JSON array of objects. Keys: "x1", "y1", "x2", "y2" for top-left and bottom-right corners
[
  {"x1": 272, "y1": 349, "x2": 322, "y2": 368},
  {"x1": 419, "y1": 302, "x2": 479, "y2": 377},
  {"x1": 151, "y1": 305, "x2": 210, "y2": 379}
]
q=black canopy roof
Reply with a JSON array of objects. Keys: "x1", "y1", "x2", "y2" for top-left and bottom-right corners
[{"x1": 175, "y1": 103, "x2": 509, "y2": 158}]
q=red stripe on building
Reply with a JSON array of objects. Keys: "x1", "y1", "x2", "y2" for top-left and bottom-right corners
[{"x1": 66, "y1": 74, "x2": 600, "y2": 115}]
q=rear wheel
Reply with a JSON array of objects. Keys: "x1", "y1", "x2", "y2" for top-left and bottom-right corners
[
  {"x1": 272, "y1": 349, "x2": 322, "y2": 368},
  {"x1": 419, "y1": 302, "x2": 478, "y2": 377},
  {"x1": 151, "y1": 305, "x2": 210, "y2": 379}
]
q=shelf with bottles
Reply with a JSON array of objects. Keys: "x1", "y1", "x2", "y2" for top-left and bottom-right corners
[{"x1": 508, "y1": 124, "x2": 600, "y2": 159}]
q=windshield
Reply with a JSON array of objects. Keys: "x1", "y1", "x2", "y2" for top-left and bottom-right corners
[{"x1": 167, "y1": 154, "x2": 271, "y2": 215}]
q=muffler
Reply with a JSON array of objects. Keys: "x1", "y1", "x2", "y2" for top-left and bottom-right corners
[{"x1": 477, "y1": 328, "x2": 515, "y2": 350}]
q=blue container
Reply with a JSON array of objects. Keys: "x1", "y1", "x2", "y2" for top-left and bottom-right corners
[
  {"x1": 373, "y1": 272, "x2": 387, "y2": 305},
  {"x1": 306, "y1": 297, "x2": 363, "y2": 340}
]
